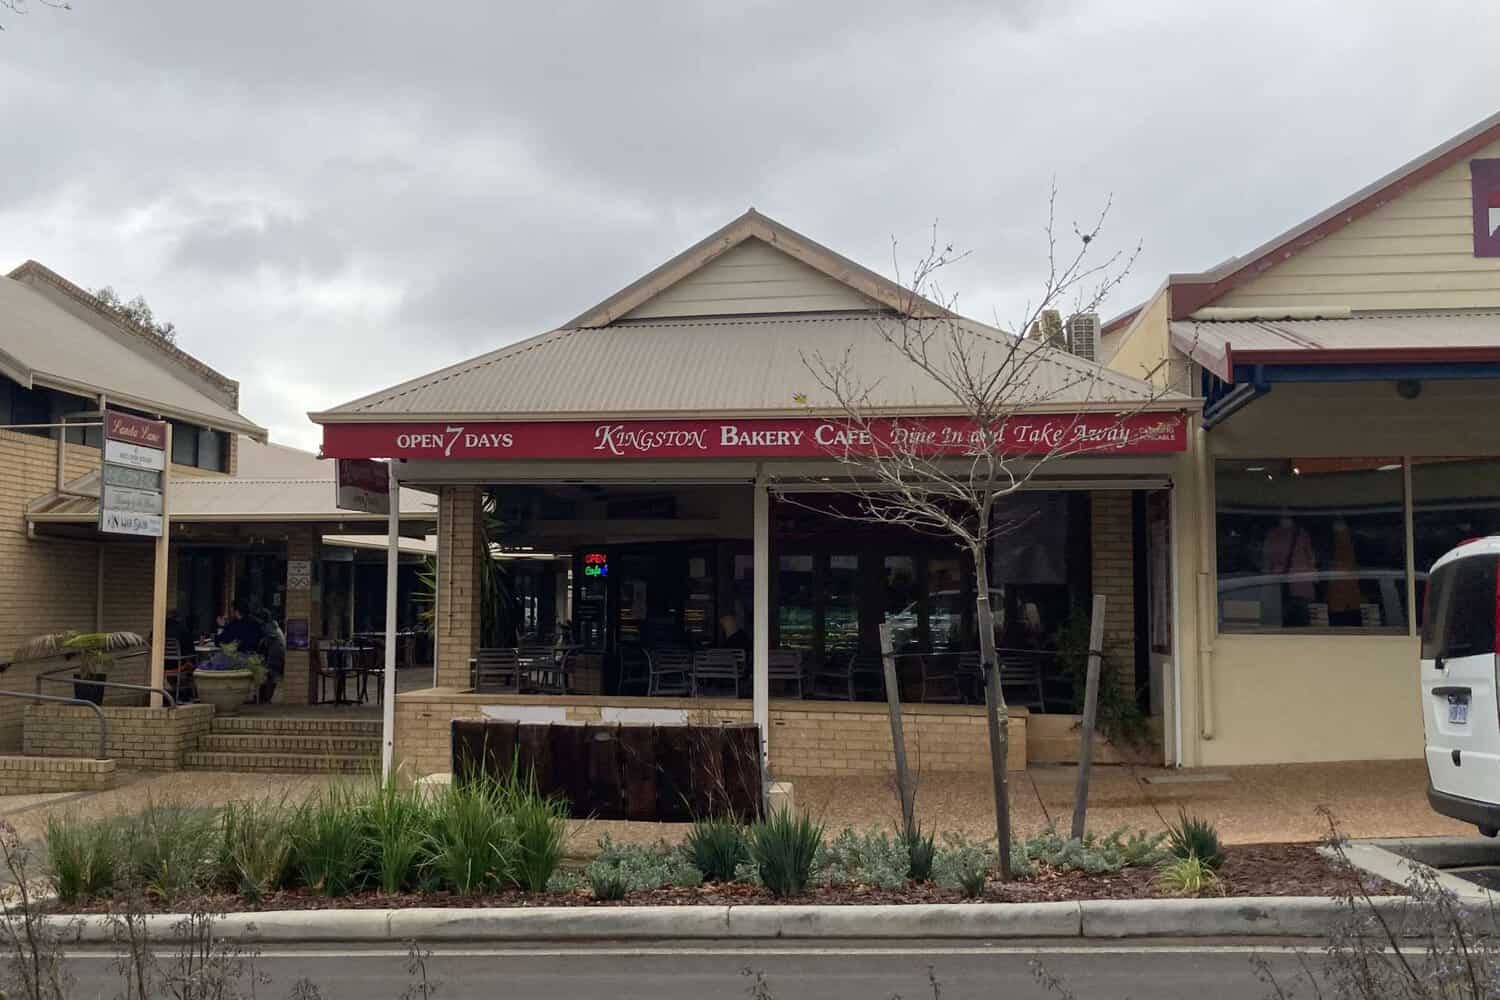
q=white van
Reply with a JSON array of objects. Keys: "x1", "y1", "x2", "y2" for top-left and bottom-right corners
[{"x1": 1422, "y1": 537, "x2": 1500, "y2": 837}]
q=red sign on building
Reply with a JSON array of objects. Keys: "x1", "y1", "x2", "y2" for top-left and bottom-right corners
[
  {"x1": 103, "y1": 411, "x2": 168, "y2": 450},
  {"x1": 320, "y1": 411, "x2": 1188, "y2": 462}
]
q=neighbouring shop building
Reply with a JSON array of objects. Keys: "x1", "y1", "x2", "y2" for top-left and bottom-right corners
[
  {"x1": 1102, "y1": 109, "x2": 1500, "y2": 766},
  {"x1": 0, "y1": 261, "x2": 435, "y2": 756},
  {"x1": 313, "y1": 210, "x2": 1195, "y2": 779}
]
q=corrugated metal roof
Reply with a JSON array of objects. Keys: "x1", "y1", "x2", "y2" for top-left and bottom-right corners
[
  {"x1": 29, "y1": 472, "x2": 437, "y2": 523},
  {"x1": 1170, "y1": 313, "x2": 1500, "y2": 380},
  {"x1": 318, "y1": 313, "x2": 1184, "y2": 420},
  {"x1": 0, "y1": 275, "x2": 264, "y2": 437}
]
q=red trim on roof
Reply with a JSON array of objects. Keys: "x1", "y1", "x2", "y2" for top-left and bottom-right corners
[{"x1": 1169, "y1": 119, "x2": 1500, "y2": 320}]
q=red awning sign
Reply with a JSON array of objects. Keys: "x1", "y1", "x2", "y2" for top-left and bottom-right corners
[{"x1": 321, "y1": 412, "x2": 1187, "y2": 461}]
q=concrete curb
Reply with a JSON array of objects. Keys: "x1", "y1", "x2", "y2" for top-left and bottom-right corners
[{"x1": 51, "y1": 896, "x2": 1409, "y2": 944}]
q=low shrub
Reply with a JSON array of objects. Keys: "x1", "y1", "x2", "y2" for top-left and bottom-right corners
[
  {"x1": 684, "y1": 816, "x2": 750, "y2": 883},
  {"x1": 360, "y1": 782, "x2": 430, "y2": 895},
  {"x1": 816, "y1": 829, "x2": 909, "y2": 890},
  {"x1": 931, "y1": 833, "x2": 994, "y2": 898},
  {"x1": 289, "y1": 786, "x2": 369, "y2": 897},
  {"x1": 1165, "y1": 810, "x2": 1224, "y2": 871},
  {"x1": 750, "y1": 809, "x2": 823, "y2": 898},
  {"x1": 424, "y1": 779, "x2": 518, "y2": 895},
  {"x1": 902, "y1": 824, "x2": 936, "y2": 882},
  {"x1": 44, "y1": 814, "x2": 118, "y2": 902},
  {"x1": 585, "y1": 836, "x2": 702, "y2": 896},
  {"x1": 217, "y1": 798, "x2": 292, "y2": 901},
  {"x1": 121, "y1": 798, "x2": 217, "y2": 901},
  {"x1": 1017, "y1": 826, "x2": 1167, "y2": 875},
  {"x1": 1155, "y1": 854, "x2": 1220, "y2": 896},
  {"x1": 587, "y1": 866, "x2": 630, "y2": 901}
]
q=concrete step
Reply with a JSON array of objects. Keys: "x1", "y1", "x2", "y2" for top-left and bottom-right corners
[
  {"x1": 198, "y1": 733, "x2": 382, "y2": 756},
  {"x1": 207, "y1": 716, "x2": 382, "y2": 737},
  {"x1": 182, "y1": 750, "x2": 376, "y2": 774}
]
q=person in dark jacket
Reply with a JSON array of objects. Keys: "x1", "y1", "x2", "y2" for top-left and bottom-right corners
[{"x1": 214, "y1": 599, "x2": 263, "y2": 652}]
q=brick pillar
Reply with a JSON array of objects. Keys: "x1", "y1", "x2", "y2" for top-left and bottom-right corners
[
  {"x1": 282, "y1": 527, "x2": 321, "y2": 705},
  {"x1": 436, "y1": 486, "x2": 483, "y2": 689},
  {"x1": 1089, "y1": 491, "x2": 1136, "y2": 697}
]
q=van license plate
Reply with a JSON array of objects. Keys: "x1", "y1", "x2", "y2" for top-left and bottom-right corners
[{"x1": 1448, "y1": 696, "x2": 1470, "y2": 725}]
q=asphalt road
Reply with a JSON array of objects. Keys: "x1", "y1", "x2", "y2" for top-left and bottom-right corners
[{"x1": 60, "y1": 940, "x2": 1316, "y2": 999}]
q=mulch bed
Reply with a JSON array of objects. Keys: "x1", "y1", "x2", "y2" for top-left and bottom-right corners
[{"x1": 49, "y1": 843, "x2": 1398, "y2": 913}]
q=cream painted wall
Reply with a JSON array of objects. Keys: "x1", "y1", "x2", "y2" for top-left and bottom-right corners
[
  {"x1": 624, "y1": 238, "x2": 880, "y2": 319},
  {"x1": 1217, "y1": 137, "x2": 1500, "y2": 311},
  {"x1": 1198, "y1": 634, "x2": 1422, "y2": 765}
]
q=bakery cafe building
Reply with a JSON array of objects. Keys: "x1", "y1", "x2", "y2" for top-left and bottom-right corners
[{"x1": 313, "y1": 210, "x2": 1195, "y2": 779}]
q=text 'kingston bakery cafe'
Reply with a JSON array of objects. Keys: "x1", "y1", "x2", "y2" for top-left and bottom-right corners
[{"x1": 313, "y1": 211, "x2": 1194, "y2": 783}]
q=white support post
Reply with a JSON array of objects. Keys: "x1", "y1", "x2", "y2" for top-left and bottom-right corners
[
  {"x1": 752, "y1": 477, "x2": 770, "y2": 780},
  {"x1": 381, "y1": 461, "x2": 400, "y2": 783},
  {"x1": 148, "y1": 423, "x2": 171, "y2": 709}
]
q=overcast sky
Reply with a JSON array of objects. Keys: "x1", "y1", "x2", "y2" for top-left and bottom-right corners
[{"x1": 1, "y1": 1, "x2": 1495, "y2": 450}]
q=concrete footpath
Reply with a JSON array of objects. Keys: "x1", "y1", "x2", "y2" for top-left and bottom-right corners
[{"x1": 55, "y1": 896, "x2": 1408, "y2": 944}]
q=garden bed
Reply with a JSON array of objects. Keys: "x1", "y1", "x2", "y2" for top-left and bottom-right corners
[{"x1": 43, "y1": 843, "x2": 1394, "y2": 914}]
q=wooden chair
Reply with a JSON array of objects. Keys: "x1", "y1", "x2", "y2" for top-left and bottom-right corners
[
  {"x1": 692, "y1": 648, "x2": 744, "y2": 698},
  {"x1": 997, "y1": 648, "x2": 1048, "y2": 713},
  {"x1": 472, "y1": 647, "x2": 520, "y2": 694},
  {"x1": 648, "y1": 648, "x2": 691, "y2": 696},
  {"x1": 767, "y1": 649, "x2": 805, "y2": 699}
]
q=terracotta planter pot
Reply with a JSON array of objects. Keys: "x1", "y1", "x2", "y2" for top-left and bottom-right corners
[{"x1": 194, "y1": 669, "x2": 255, "y2": 716}]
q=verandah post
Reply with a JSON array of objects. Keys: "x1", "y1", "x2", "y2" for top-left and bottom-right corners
[{"x1": 752, "y1": 475, "x2": 770, "y2": 802}]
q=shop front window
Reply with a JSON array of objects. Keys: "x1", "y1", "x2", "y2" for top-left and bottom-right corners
[
  {"x1": 776, "y1": 554, "x2": 815, "y2": 650},
  {"x1": 824, "y1": 554, "x2": 860, "y2": 654},
  {"x1": 1413, "y1": 457, "x2": 1500, "y2": 622},
  {"x1": 1216, "y1": 458, "x2": 1408, "y2": 632},
  {"x1": 882, "y1": 555, "x2": 920, "y2": 652}
]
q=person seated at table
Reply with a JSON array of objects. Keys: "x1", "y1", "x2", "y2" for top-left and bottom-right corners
[
  {"x1": 214, "y1": 599, "x2": 263, "y2": 652},
  {"x1": 255, "y1": 610, "x2": 287, "y2": 703},
  {"x1": 720, "y1": 614, "x2": 751, "y2": 658}
]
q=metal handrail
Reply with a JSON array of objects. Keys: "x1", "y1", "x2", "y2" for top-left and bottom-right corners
[
  {"x1": 0, "y1": 689, "x2": 109, "y2": 759},
  {"x1": 35, "y1": 666, "x2": 177, "y2": 708}
]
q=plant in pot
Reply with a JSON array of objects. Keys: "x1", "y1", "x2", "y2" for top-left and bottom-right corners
[
  {"x1": 193, "y1": 641, "x2": 266, "y2": 716},
  {"x1": 14, "y1": 631, "x2": 145, "y2": 705}
]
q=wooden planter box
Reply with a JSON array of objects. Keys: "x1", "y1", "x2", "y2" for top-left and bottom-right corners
[{"x1": 452, "y1": 718, "x2": 761, "y2": 821}]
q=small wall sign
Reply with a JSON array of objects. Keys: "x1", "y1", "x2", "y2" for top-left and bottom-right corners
[{"x1": 287, "y1": 559, "x2": 312, "y2": 590}]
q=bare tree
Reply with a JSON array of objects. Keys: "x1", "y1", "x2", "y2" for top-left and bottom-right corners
[
  {"x1": 794, "y1": 190, "x2": 1171, "y2": 879},
  {"x1": 93, "y1": 286, "x2": 179, "y2": 345},
  {"x1": 0, "y1": 0, "x2": 69, "y2": 29}
]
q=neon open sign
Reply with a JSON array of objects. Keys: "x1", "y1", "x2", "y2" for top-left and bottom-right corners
[{"x1": 583, "y1": 552, "x2": 609, "y2": 578}]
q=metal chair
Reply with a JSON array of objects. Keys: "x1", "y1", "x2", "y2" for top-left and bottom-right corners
[
  {"x1": 997, "y1": 648, "x2": 1048, "y2": 713},
  {"x1": 692, "y1": 648, "x2": 744, "y2": 698},
  {"x1": 811, "y1": 650, "x2": 885, "y2": 701},
  {"x1": 517, "y1": 644, "x2": 556, "y2": 693},
  {"x1": 473, "y1": 647, "x2": 521, "y2": 694},
  {"x1": 767, "y1": 648, "x2": 805, "y2": 699},
  {"x1": 162, "y1": 638, "x2": 196, "y2": 702},
  {"x1": 617, "y1": 644, "x2": 651, "y2": 696},
  {"x1": 648, "y1": 648, "x2": 692, "y2": 696},
  {"x1": 919, "y1": 651, "x2": 965, "y2": 703}
]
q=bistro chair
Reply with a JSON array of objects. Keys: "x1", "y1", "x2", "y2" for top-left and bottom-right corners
[
  {"x1": 953, "y1": 650, "x2": 984, "y2": 704},
  {"x1": 316, "y1": 640, "x2": 349, "y2": 705},
  {"x1": 473, "y1": 647, "x2": 521, "y2": 694},
  {"x1": 919, "y1": 651, "x2": 965, "y2": 704},
  {"x1": 354, "y1": 636, "x2": 384, "y2": 705},
  {"x1": 517, "y1": 644, "x2": 556, "y2": 693},
  {"x1": 997, "y1": 648, "x2": 1048, "y2": 713},
  {"x1": 692, "y1": 648, "x2": 744, "y2": 698},
  {"x1": 766, "y1": 648, "x2": 805, "y2": 699},
  {"x1": 162, "y1": 638, "x2": 196, "y2": 703},
  {"x1": 811, "y1": 650, "x2": 885, "y2": 701},
  {"x1": 648, "y1": 648, "x2": 692, "y2": 696},
  {"x1": 617, "y1": 645, "x2": 651, "y2": 696}
]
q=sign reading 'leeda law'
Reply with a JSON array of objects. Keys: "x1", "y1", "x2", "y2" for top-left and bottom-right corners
[
  {"x1": 320, "y1": 411, "x2": 1189, "y2": 461},
  {"x1": 334, "y1": 458, "x2": 390, "y2": 514},
  {"x1": 100, "y1": 410, "x2": 167, "y2": 537}
]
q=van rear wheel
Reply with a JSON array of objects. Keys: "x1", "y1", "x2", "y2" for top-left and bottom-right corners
[{"x1": 1480, "y1": 825, "x2": 1498, "y2": 838}]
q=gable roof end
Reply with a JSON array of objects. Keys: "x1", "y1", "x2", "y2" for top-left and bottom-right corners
[{"x1": 1168, "y1": 108, "x2": 1500, "y2": 319}]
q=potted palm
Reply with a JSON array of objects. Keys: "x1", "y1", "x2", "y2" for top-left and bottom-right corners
[
  {"x1": 14, "y1": 631, "x2": 146, "y2": 705},
  {"x1": 193, "y1": 641, "x2": 265, "y2": 716}
]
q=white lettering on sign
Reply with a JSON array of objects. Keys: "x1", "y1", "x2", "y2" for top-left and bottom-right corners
[
  {"x1": 393, "y1": 426, "x2": 515, "y2": 455},
  {"x1": 719, "y1": 426, "x2": 805, "y2": 448},
  {"x1": 813, "y1": 423, "x2": 873, "y2": 448},
  {"x1": 104, "y1": 439, "x2": 167, "y2": 471},
  {"x1": 592, "y1": 424, "x2": 708, "y2": 456}
]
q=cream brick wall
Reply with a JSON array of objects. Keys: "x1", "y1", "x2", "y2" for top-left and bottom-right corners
[
  {"x1": 283, "y1": 527, "x2": 320, "y2": 705},
  {"x1": 23, "y1": 703, "x2": 213, "y2": 769},
  {"x1": 394, "y1": 689, "x2": 1027, "y2": 781},
  {"x1": 435, "y1": 487, "x2": 482, "y2": 689},
  {"x1": 0, "y1": 754, "x2": 115, "y2": 793},
  {"x1": 1089, "y1": 491, "x2": 1136, "y2": 698}
]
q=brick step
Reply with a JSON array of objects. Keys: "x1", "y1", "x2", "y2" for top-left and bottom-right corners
[
  {"x1": 198, "y1": 733, "x2": 382, "y2": 755},
  {"x1": 207, "y1": 716, "x2": 383, "y2": 737},
  {"x1": 183, "y1": 751, "x2": 376, "y2": 774}
]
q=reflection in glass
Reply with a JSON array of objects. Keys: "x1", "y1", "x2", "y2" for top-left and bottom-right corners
[
  {"x1": 1216, "y1": 458, "x2": 1407, "y2": 631},
  {"x1": 882, "y1": 555, "x2": 919, "y2": 652},
  {"x1": 824, "y1": 555, "x2": 860, "y2": 654},
  {"x1": 777, "y1": 554, "x2": 815, "y2": 649},
  {"x1": 1413, "y1": 458, "x2": 1500, "y2": 624}
]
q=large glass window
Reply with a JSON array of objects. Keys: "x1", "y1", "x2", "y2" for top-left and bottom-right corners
[
  {"x1": 882, "y1": 555, "x2": 920, "y2": 653},
  {"x1": 824, "y1": 555, "x2": 860, "y2": 654},
  {"x1": 1413, "y1": 458, "x2": 1500, "y2": 622},
  {"x1": 776, "y1": 555, "x2": 815, "y2": 650},
  {"x1": 1216, "y1": 458, "x2": 1408, "y2": 632}
]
